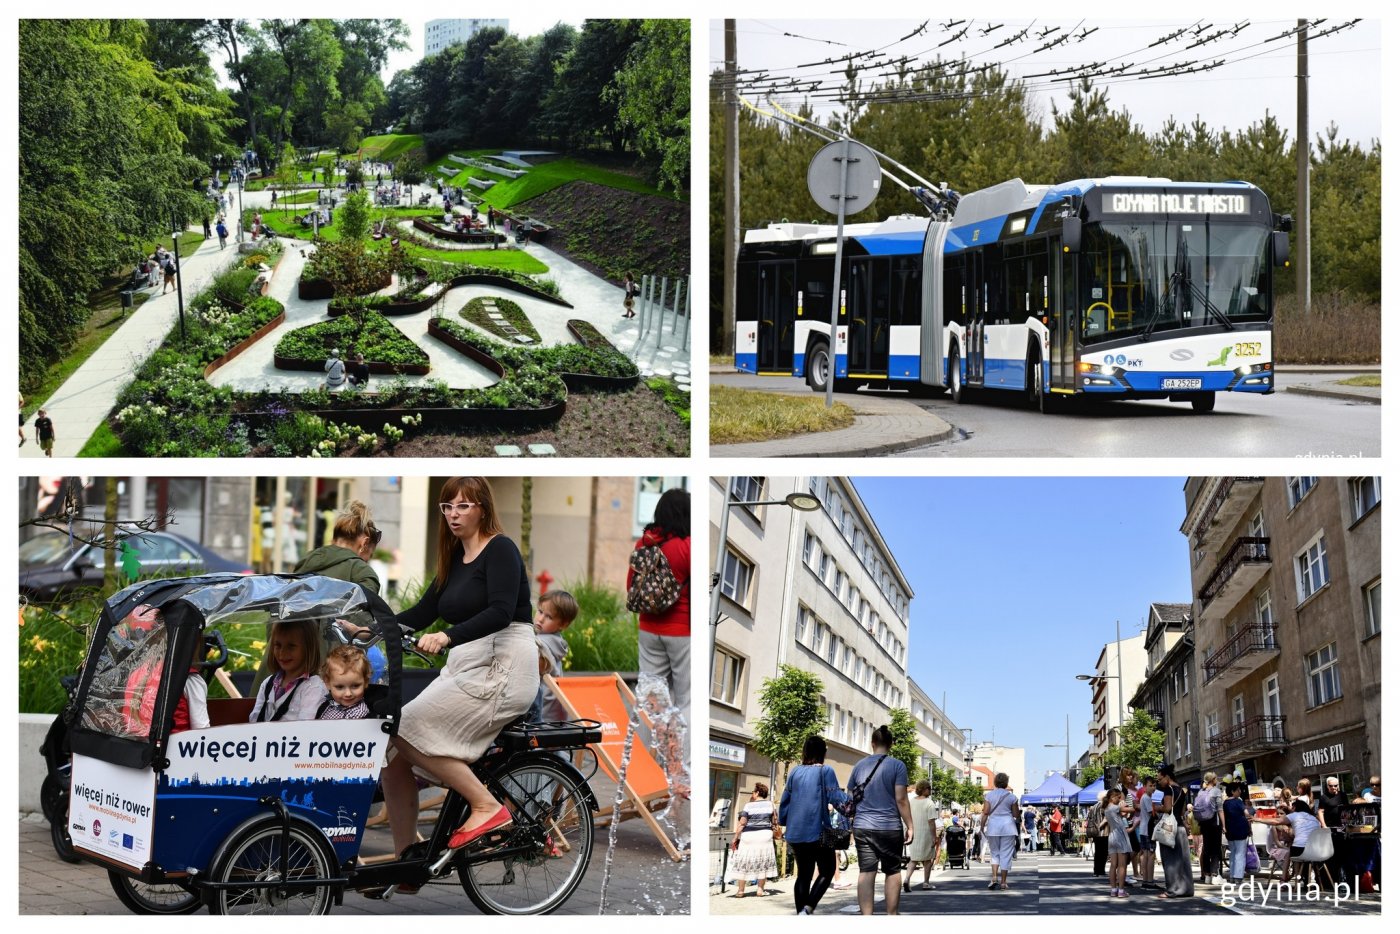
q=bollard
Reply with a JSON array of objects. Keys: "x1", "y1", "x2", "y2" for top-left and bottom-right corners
[
  {"x1": 681, "y1": 277, "x2": 692, "y2": 351},
  {"x1": 655, "y1": 276, "x2": 669, "y2": 350}
]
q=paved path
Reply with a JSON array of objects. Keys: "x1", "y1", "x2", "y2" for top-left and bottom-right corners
[
  {"x1": 21, "y1": 230, "x2": 243, "y2": 458},
  {"x1": 23, "y1": 186, "x2": 689, "y2": 452},
  {"x1": 709, "y1": 849, "x2": 1380, "y2": 916}
]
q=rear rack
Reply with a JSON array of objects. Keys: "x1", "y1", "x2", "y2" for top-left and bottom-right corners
[{"x1": 496, "y1": 719, "x2": 602, "y2": 752}]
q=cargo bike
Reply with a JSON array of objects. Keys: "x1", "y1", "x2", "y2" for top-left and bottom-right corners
[{"x1": 53, "y1": 573, "x2": 602, "y2": 915}]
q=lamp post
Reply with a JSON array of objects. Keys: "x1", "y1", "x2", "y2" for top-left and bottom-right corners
[
  {"x1": 1077, "y1": 619, "x2": 1126, "y2": 748},
  {"x1": 171, "y1": 210, "x2": 187, "y2": 348},
  {"x1": 709, "y1": 482, "x2": 821, "y2": 678},
  {"x1": 1044, "y1": 713, "x2": 1071, "y2": 776}
]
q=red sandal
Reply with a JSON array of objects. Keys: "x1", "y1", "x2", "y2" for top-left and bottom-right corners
[{"x1": 448, "y1": 805, "x2": 513, "y2": 850}]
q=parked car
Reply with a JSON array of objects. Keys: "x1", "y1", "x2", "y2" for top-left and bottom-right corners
[{"x1": 18, "y1": 530, "x2": 252, "y2": 603}]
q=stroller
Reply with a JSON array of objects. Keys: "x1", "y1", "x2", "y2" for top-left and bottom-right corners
[{"x1": 944, "y1": 823, "x2": 971, "y2": 870}]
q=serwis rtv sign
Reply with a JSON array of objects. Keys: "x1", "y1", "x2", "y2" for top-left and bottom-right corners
[{"x1": 1105, "y1": 193, "x2": 1250, "y2": 215}]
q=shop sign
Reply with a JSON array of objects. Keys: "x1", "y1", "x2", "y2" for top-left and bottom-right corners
[
  {"x1": 1301, "y1": 741, "x2": 1345, "y2": 769},
  {"x1": 709, "y1": 740, "x2": 746, "y2": 765}
]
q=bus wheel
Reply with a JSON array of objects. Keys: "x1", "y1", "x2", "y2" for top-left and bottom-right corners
[
  {"x1": 949, "y1": 347, "x2": 967, "y2": 404},
  {"x1": 1031, "y1": 356, "x2": 1055, "y2": 414},
  {"x1": 805, "y1": 341, "x2": 831, "y2": 393},
  {"x1": 1191, "y1": 393, "x2": 1217, "y2": 414}
]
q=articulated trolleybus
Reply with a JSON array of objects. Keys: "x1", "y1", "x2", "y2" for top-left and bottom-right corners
[{"x1": 737, "y1": 176, "x2": 1291, "y2": 413}]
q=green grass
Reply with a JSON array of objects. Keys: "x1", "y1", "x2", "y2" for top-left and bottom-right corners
[
  {"x1": 480, "y1": 157, "x2": 673, "y2": 206},
  {"x1": 77, "y1": 421, "x2": 129, "y2": 457},
  {"x1": 461, "y1": 296, "x2": 540, "y2": 343},
  {"x1": 23, "y1": 297, "x2": 148, "y2": 418},
  {"x1": 141, "y1": 229, "x2": 205, "y2": 259},
  {"x1": 710, "y1": 354, "x2": 734, "y2": 366},
  {"x1": 1338, "y1": 374, "x2": 1380, "y2": 387},
  {"x1": 710, "y1": 386, "x2": 855, "y2": 444},
  {"x1": 403, "y1": 243, "x2": 548, "y2": 274},
  {"x1": 360, "y1": 133, "x2": 426, "y2": 163},
  {"x1": 647, "y1": 377, "x2": 691, "y2": 425},
  {"x1": 276, "y1": 191, "x2": 322, "y2": 206}
]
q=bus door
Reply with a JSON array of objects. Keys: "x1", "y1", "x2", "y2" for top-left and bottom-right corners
[
  {"x1": 756, "y1": 261, "x2": 796, "y2": 373},
  {"x1": 847, "y1": 256, "x2": 891, "y2": 376},
  {"x1": 966, "y1": 250, "x2": 986, "y2": 384},
  {"x1": 1051, "y1": 246, "x2": 1076, "y2": 389}
]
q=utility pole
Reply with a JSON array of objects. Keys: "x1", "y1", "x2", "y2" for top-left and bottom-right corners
[
  {"x1": 1296, "y1": 20, "x2": 1311, "y2": 312},
  {"x1": 722, "y1": 20, "x2": 739, "y2": 356}
]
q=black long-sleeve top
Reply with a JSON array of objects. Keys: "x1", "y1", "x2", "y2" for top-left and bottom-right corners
[{"x1": 395, "y1": 536, "x2": 532, "y2": 645}]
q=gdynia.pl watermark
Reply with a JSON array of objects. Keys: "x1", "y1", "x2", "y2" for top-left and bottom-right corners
[{"x1": 1220, "y1": 878, "x2": 1362, "y2": 909}]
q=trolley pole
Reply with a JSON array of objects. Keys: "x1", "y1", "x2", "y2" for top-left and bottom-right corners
[{"x1": 1296, "y1": 20, "x2": 1311, "y2": 312}]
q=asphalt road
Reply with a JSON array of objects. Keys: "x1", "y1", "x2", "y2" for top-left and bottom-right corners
[{"x1": 713, "y1": 372, "x2": 1379, "y2": 458}]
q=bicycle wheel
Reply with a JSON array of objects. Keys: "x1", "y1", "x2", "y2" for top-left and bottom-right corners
[
  {"x1": 458, "y1": 758, "x2": 595, "y2": 915},
  {"x1": 108, "y1": 871, "x2": 202, "y2": 915},
  {"x1": 40, "y1": 774, "x2": 62, "y2": 824},
  {"x1": 209, "y1": 819, "x2": 335, "y2": 915}
]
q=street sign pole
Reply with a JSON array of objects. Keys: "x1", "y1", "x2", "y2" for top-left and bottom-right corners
[{"x1": 825, "y1": 138, "x2": 852, "y2": 410}]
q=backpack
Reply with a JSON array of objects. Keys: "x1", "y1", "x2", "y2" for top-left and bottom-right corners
[
  {"x1": 626, "y1": 543, "x2": 681, "y2": 615},
  {"x1": 163, "y1": 258, "x2": 176, "y2": 276},
  {"x1": 1194, "y1": 787, "x2": 1217, "y2": 820}
]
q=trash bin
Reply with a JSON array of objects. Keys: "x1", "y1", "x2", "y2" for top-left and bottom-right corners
[{"x1": 120, "y1": 290, "x2": 134, "y2": 311}]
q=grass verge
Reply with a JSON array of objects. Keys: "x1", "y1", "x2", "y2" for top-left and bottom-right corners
[
  {"x1": 1338, "y1": 374, "x2": 1380, "y2": 387},
  {"x1": 647, "y1": 377, "x2": 691, "y2": 425},
  {"x1": 710, "y1": 386, "x2": 855, "y2": 444},
  {"x1": 23, "y1": 298, "x2": 148, "y2": 418},
  {"x1": 462, "y1": 296, "x2": 540, "y2": 343},
  {"x1": 77, "y1": 422, "x2": 129, "y2": 457}
]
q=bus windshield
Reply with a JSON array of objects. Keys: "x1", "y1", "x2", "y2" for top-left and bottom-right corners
[{"x1": 1078, "y1": 220, "x2": 1271, "y2": 345}]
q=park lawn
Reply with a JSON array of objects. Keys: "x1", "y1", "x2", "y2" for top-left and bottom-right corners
[
  {"x1": 77, "y1": 421, "x2": 130, "y2": 457},
  {"x1": 141, "y1": 229, "x2": 205, "y2": 259},
  {"x1": 1339, "y1": 374, "x2": 1380, "y2": 387},
  {"x1": 360, "y1": 134, "x2": 425, "y2": 163},
  {"x1": 403, "y1": 243, "x2": 548, "y2": 274},
  {"x1": 480, "y1": 157, "x2": 672, "y2": 206},
  {"x1": 23, "y1": 292, "x2": 149, "y2": 418},
  {"x1": 710, "y1": 386, "x2": 855, "y2": 444}
]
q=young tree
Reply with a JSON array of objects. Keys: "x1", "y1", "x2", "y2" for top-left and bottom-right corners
[
  {"x1": 752, "y1": 664, "x2": 827, "y2": 875},
  {"x1": 885, "y1": 708, "x2": 926, "y2": 785},
  {"x1": 1104, "y1": 708, "x2": 1167, "y2": 777}
]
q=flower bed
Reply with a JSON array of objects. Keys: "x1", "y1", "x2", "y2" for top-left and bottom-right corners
[
  {"x1": 462, "y1": 296, "x2": 541, "y2": 344},
  {"x1": 298, "y1": 270, "x2": 394, "y2": 301},
  {"x1": 274, "y1": 311, "x2": 431, "y2": 375},
  {"x1": 411, "y1": 216, "x2": 503, "y2": 245},
  {"x1": 430, "y1": 315, "x2": 637, "y2": 391}
]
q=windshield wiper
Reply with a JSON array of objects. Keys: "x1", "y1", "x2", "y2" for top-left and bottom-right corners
[{"x1": 1184, "y1": 280, "x2": 1236, "y2": 331}]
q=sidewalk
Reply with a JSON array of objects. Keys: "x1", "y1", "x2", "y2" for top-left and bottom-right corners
[
  {"x1": 21, "y1": 227, "x2": 245, "y2": 458},
  {"x1": 710, "y1": 370, "x2": 953, "y2": 457}
]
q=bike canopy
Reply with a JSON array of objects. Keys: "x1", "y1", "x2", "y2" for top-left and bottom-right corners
[{"x1": 68, "y1": 573, "x2": 402, "y2": 771}]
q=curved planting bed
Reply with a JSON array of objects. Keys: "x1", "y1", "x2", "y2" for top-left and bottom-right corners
[
  {"x1": 298, "y1": 270, "x2": 394, "y2": 301},
  {"x1": 411, "y1": 216, "x2": 503, "y2": 245},
  {"x1": 274, "y1": 310, "x2": 431, "y2": 375},
  {"x1": 326, "y1": 265, "x2": 570, "y2": 319},
  {"x1": 431, "y1": 315, "x2": 638, "y2": 392}
]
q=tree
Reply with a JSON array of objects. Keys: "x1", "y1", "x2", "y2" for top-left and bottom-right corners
[
  {"x1": 751, "y1": 665, "x2": 827, "y2": 791},
  {"x1": 395, "y1": 150, "x2": 426, "y2": 186},
  {"x1": 610, "y1": 19, "x2": 690, "y2": 193},
  {"x1": 885, "y1": 708, "x2": 925, "y2": 784},
  {"x1": 1103, "y1": 708, "x2": 1167, "y2": 778},
  {"x1": 926, "y1": 763, "x2": 959, "y2": 807}
]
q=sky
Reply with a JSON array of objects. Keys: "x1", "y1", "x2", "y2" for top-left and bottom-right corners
[
  {"x1": 381, "y1": 17, "x2": 586, "y2": 84},
  {"x1": 711, "y1": 18, "x2": 1382, "y2": 146},
  {"x1": 849, "y1": 476, "x2": 1192, "y2": 787}
]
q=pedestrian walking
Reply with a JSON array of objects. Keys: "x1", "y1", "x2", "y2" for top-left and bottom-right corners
[
  {"x1": 727, "y1": 784, "x2": 778, "y2": 898},
  {"x1": 33, "y1": 408, "x2": 55, "y2": 457},
  {"x1": 903, "y1": 780, "x2": 939, "y2": 892},
  {"x1": 1049, "y1": 806, "x2": 1067, "y2": 855},
  {"x1": 202, "y1": 214, "x2": 212, "y2": 239},
  {"x1": 1222, "y1": 781, "x2": 1253, "y2": 883},
  {"x1": 216, "y1": 219, "x2": 228, "y2": 250},
  {"x1": 849, "y1": 725, "x2": 912, "y2": 915},
  {"x1": 778, "y1": 735, "x2": 850, "y2": 915},
  {"x1": 1022, "y1": 804, "x2": 1037, "y2": 852},
  {"x1": 1134, "y1": 775, "x2": 1159, "y2": 887},
  {"x1": 1154, "y1": 764, "x2": 1195, "y2": 899},
  {"x1": 161, "y1": 254, "x2": 178, "y2": 294},
  {"x1": 623, "y1": 271, "x2": 638, "y2": 318},
  {"x1": 324, "y1": 349, "x2": 347, "y2": 390},
  {"x1": 981, "y1": 773, "x2": 1021, "y2": 891},
  {"x1": 19, "y1": 392, "x2": 26, "y2": 447},
  {"x1": 628, "y1": 488, "x2": 690, "y2": 716}
]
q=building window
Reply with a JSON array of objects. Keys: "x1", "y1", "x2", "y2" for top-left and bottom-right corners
[
  {"x1": 1305, "y1": 643, "x2": 1342, "y2": 707},
  {"x1": 803, "y1": 532, "x2": 819, "y2": 569},
  {"x1": 729, "y1": 476, "x2": 766, "y2": 507},
  {"x1": 1364, "y1": 579, "x2": 1381, "y2": 636},
  {"x1": 1175, "y1": 727, "x2": 1182, "y2": 760},
  {"x1": 826, "y1": 634, "x2": 839, "y2": 666},
  {"x1": 1296, "y1": 534, "x2": 1331, "y2": 602},
  {"x1": 836, "y1": 570, "x2": 848, "y2": 601},
  {"x1": 1256, "y1": 589, "x2": 1276, "y2": 647},
  {"x1": 1287, "y1": 476, "x2": 1317, "y2": 508},
  {"x1": 1350, "y1": 476, "x2": 1381, "y2": 519},
  {"x1": 1205, "y1": 711, "x2": 1219, "y2": 740},
  {"x1": 1181, "y1": 662, "x2": 1190, "y2": 696},
  {"x1": 720, "y1": 548, "x2": 754, "y2": 606},
  {"x1": 813, "y1": 622, "x2": 827, "y2": 657},
  {"x1": 1232, "y1": 695, "x2": 1245, "y2": 726},
  {"x1": 796, "y1": 606, "x2": 811, "y2": 644},
  {"x1": 1185, "y1": 721, "x2": 1192, "y2": 756},
  {"x1": 818, "y1": 551, "x2": 832, "y2": 586},
  {"x1": 711, "y1": 648, "x2": 745, "y2": 705}
]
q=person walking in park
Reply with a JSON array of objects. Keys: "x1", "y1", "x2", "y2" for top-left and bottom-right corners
[
  {"x1": 981, "y1": 772, "x2": 1022, "y2": 891},
  {"x1": 324, "y1": 349, "x2": 347, "y2": 390},
  {"x1": 623, "y1": 271, "x2": 638, "y2": 318},
  {"x1": 161, "y1": 253, "x2": 178, "y2": 294},
  {"x1": 216, "y1": 218, "x2": 228, "y2": 250},
  {"x1": 19, "y1": 392, "x2": 26, "y2": 447},
  {"x1": 202, "y1": 214, "x2": 211, "y2": 239},
  {"x1": 849, "y1": 725, "x2": 912, "y2": 915},
  {"x1": 33, "y1": 408, "x2": 55, "y2": 457}
]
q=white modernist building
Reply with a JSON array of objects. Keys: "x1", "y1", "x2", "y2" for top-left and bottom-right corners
[{"x1": 424, "y1": 19, "x2": 509, "y2": 58}]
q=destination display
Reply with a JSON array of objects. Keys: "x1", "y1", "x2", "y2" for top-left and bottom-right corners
[{"x1": 1100, "y1": 192, "x2": 1251, "y2": 215}]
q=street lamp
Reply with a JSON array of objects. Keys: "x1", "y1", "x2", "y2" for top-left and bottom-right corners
[
  {"x1": 1044, "y1": 712, "x2": 1071, "y2": 776},
  {"x1": 709, "y1": 483, "x2": 820, "y2": 677},
  {"x1": 171, "y1": 210, "x2": 187, "y2": 348},
  {"x1": 1077, "y1": 619, "x2": 1127, "y2": 747}
]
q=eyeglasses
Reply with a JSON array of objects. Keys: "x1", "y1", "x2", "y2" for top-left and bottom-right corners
[{"x1": 439, "y1": 502, "x2": 479, "y2": 516}]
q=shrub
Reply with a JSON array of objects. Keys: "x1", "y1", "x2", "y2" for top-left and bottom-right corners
[
  {"x1": 275, "y1": 311, "x2": 429, "y2": 368},
  {"x1": 18, "y1": 598, "x2": 96, "y2": 714},
  {"x1": 559, "y1": 580, "x2": 639, "y2": 673}
]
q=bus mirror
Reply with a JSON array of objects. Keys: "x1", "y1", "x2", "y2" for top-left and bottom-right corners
[
  {"x1": 1272, "y1": 230, "x2": 1290, "y2": 267},
  {"x1": 1062, "y1": 217, "x2": 1081, "y2": 253}
]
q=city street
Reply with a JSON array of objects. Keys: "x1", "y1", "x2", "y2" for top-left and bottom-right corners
[
  {"x1": 710, "y1": 850, "x2": 1382, "y2": 916},
  {"x1": 709, "y1": 371, "x2": 1379, "y2": 458}
]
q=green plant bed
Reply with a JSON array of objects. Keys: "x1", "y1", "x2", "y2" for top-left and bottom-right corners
[
  {"x1": 275, "y1": 311, "x2": 429, "y2": 373},
  {"x1": 566, "y1": 319, "x2": 617, "y2": 352},
  {"x1": 404, "y1": 244, "x2": 549, "y2": 274},
  {"x1": 647, "y1": 377, "x2": 691, "y2": 426},
  {"x1": 462, "y1": 296, "x2": 540, "y2": 343},
  {"x1": 76, "y1": 421, "x2": 130, "y2": 457},
  {"x1": 432, "y1": 315, "x2": 637, "y2": 386},
  {"x1": 274, "y1": 190, "x2": 322, "y2": 206}
]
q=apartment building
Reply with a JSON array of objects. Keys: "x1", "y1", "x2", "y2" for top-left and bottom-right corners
[
  {"x1": 424, "y1": 19, "x2": 509, "y2": 58},
  {"x1": 909, "y1": 678, "x2": 968, "y2": 778},
  {"x1": 1128, "y1": 602, "x2": 1203, "y2": 785},
  {"x1": 1086, "y1": 629, "x2": 1148, "y2": 757},
  {"x1": 1182, "y1": 476, "x2": 1381, "y2": 791},
  {"x1": 709, "y1": 476, "x2": 915, "y2": 808}
]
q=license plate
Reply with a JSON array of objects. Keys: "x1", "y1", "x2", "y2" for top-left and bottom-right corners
[{"x1": 1163, "y1": 378, "x2": 1202, "y2": 390}]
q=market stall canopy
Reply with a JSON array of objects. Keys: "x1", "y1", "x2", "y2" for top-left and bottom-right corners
[
  {"x1": 1078, "y1": 777, "x2": 1105, "y2": 805},
  {"x1": 1021, "y1": 772, "x2": 1083, "y2": 806}
]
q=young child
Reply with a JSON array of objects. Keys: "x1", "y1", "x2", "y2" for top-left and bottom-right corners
[
  {"x1": 249, "y1": 619, "x2": 325, "y2": 722},
  {"x1": 33, "y1": 408, "x2": 55, "y2": 457},
  {"x1": 1106, "y1": 788, "x2": 1132, "y2": 897},
  {"x1": 317, "y1": 645, "x2": 372, "y2": 720},
  {"x1": 114, "y1": 605, "x2": 208, "y2": 734},
  {"x1": 527, "y1": 589, "x2": 578, "y2": 723},
  {"x1": 171, "y1": 632, "x2": 211, "y2": 733}
]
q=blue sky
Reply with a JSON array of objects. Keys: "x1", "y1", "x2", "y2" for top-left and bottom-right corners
[{"x1": 851, "y1": 476, "x2": 1192, "y2": 785}]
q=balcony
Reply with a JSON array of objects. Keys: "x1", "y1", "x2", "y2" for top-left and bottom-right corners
[
  {"x1": 1198, "y1": 537, "x2": 1271, "y2": 617},
  {"x1": 1190, "y1": 477, "x2": 1265, "y2": 552},
  {"x1": 1203, "y1": 622, "x2": 1280, "y2": 683},
  {"x1": 1207, "y1": 715, "x2": 1288, "y2": 759}
]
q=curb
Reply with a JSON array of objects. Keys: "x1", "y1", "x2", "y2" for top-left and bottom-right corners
[
  {"x1": 1285, "y1": 385, "x2": 1381, "y2": 405},
  {"x1": 712, "y1": 398, "x2": 956, "y2": 458}
]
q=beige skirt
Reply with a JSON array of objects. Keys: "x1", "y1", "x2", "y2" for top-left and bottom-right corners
[{"x1": 398, "y1": 622, "x2": 539, "y2": 764}]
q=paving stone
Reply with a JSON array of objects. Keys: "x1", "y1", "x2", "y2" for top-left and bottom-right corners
[
  {"x1": 527, "y1": 443, "x2": 556, "y2": 456},
  {"x1": 493, "y1": 445, "x2": 522, "y2": 456}
]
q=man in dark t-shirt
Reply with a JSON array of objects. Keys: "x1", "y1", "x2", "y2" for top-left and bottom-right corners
[{"x1": 33, "y1": 408, "x2": 55, "y2": 457}]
